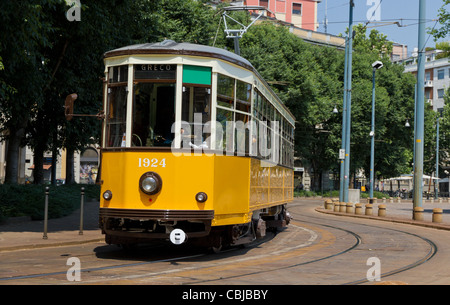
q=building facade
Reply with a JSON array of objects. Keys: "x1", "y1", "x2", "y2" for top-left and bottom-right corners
[
  {"x1": 0, "y1": 143, "x2": 99, "y2": 185},
  {"x1": 244, "y1": 0, "x2": 321, "y2": 31},
  {"x1": 403, "y1": 49, "x2": 450, "y2": 112}
]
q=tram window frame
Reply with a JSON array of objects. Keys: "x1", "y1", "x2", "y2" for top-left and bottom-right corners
[
  {"x1": 217, "y1": 74, "x2": 234, "y2": 109},
  {"x1": 131, "y1": 64, "x2": 177, "y2": 148},
  {"x1": 105, "y1": 65, "x2": 129, "y2": 148},
  {"x1": 216, "y1": 107, "x2": 234, "y2": 152},
  {"x1": 235, "y1": 112, "x2": 250, "y2": 155},
  {"x1": 215, "y1": 74, "x2": 253, "y2": 155},
  {"x1": 181, "y1": 85, "x2": 212, "y2": 149},
  {"x1": 108, "y1": 65, "x2": 128, "y2": 84},
  {"x1": 236, "y1": 80, "x2": 251, "y2": 113},
  {"x1": 105, "y1": 85, "x2": 128, "y2": 148}
]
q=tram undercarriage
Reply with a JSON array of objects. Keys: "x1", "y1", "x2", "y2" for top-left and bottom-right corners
[{"x1": 100, "y1": 204, "x2": 291, "y2": 250}]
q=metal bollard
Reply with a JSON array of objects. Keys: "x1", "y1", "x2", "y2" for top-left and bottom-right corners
[
  {"x1": 79, "y1": 187, "x2": 85, "y2": 235},
  {"x1": 432, "y1": 208, "x2": 443, "y2": 223},
  {"x1": 413, "y1": 207, "x2": 424, "y2": 221},
  {"x1": 43, "y1": 187, "x2": 49, "y2": 239},
  {"x1": 346, "y1": 203, "x2": 353, "y2": 214},
  {"x1": 334, "y1": 203, "x2": 340, "y2": 212},
  {"x1": 365, "y1": 204, "x2": 373, "y2": 216},
  {"x1": 355, "y1": 203, "x2": 363, "y2": 215},
  {"x1": 378, "y1": 204, "x2": 386, "y2": 217}
]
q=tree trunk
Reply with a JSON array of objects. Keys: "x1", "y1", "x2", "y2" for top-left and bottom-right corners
[
  {"x1": 65, "y1": 147, "x2": 75, "y2": 184},
  {"x1": 33, "y1": 146, "x2": 45, "y2": 184},
  {"x1": 4, "y1": 126, "x2": 25, "y2": 184}
]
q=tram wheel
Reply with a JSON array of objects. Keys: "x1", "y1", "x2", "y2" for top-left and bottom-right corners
[{"x1": 210, "y1": 236, "x2": 223, "y2": 253}]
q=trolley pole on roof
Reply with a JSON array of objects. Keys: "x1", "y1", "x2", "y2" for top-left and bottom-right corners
[
  {"x1": 342, "y1": 0, "x2": 354, "y2": 203},
  {"x1": 413, "y1": 0, "x2": 426, "y2": 213},
  {"x1": 222, "y1": 6, "x2": 273, "y2": 55}
]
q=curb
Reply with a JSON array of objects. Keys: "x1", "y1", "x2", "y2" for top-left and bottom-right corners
[
  {"x1": 0, "y1": 238, "x2": 105, "y2": 253},
  {"x1": 316, "y1": 207, "x2": 450, "y2": 232}
]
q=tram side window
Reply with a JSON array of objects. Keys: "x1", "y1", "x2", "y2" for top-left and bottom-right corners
[
  {"x1": 109, "y1": 65, "x2": 128, "y2": 83},
  {"x1": 216, "y1": 107, "x2": 234, "y2": 152},
  {"x1": 106, "y1": 86, "x2": 127, "y2": 147},
  {"x1": 181, "y1": 86, "x2": 211, "y2": 148},
  {"x1": 235, "y1": 113, "x2": 250, "y2": 155},
  {"x1": 217, "y1": 74, "x2": 234, "y2": 108},
  {"x1": 236, "y1": 80, "x2": 251, "y2": 113}
]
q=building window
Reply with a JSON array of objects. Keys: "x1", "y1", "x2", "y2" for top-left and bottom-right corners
[
  {"x1": 80, "y1": 148, "x2": 99, "y2": 184},
  {"x1": 260, "y1": 0, "x2": 268, "y2": 8},
  {"x1": 437, "y1": 89, "x2": 445, "y2": 99},
  {"x1": 292, "y1": 3, "x2": 302, "y2": 15},
  {"x1": 438, "y1": 69, "x2": 445, "y2": 80}
]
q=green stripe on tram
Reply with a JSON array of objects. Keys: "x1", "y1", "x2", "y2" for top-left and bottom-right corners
[{"x1": 183, "y1": 65, "x2": 212, "y2": 85}]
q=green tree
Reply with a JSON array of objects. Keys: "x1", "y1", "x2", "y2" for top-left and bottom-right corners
[
  {"x1": 0, "y1": 0, "x2": 57, "y2": 184},
  {"x1": 435, "y1": 41, "x2": 450, "y2": 59},
  {"x1": 239, "y1": 22, "x2": 417, "y2": 190},
  {"x1": 240, "y1": 23, "x2": 344, "y2": 189},
  {"x1": 0, "y1": 0, "x2": 222, "y2": 184},
  {"x1": 429, "y1": 0, "x2": 450, "y2": 40}
]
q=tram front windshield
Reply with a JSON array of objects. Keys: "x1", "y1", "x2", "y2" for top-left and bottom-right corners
[{"x1": 132, "y1": 83, "x2": 175, "y2": 147}]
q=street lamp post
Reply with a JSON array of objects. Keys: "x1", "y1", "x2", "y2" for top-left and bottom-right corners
[
  {"x1": 436, "y1": 109, "x2": 443, "y2": 199},
  {"x1": 369, "y1": 60, "x2": 383, "y2": 201}
]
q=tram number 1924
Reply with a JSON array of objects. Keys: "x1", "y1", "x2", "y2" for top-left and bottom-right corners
[{"x1": 138, "y1": 158, "x2": 166, "y2": 168}]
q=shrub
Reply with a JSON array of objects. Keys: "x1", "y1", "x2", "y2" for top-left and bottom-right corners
[{"x1": 0, "y1": 184, "x2": 100, "y2": 221}]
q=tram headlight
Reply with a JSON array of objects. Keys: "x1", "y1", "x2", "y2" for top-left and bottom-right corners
[
  {"x1": 103, "y1": 190, "x2": 113, "y2": 201},
  {"x1": 139, "y1": 172, "x2": 162, "y2": 195},
  {"x1": 195, "y1": 192, "x2": 208, "y2": 203}
]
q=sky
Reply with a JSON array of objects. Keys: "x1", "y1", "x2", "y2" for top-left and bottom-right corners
[{"x1": 315, "y1": 0, "x2": 448, "y2": 56}]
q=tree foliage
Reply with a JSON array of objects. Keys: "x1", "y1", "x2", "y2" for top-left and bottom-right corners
[
  {"x1": 0, "y1": 2, "x2": 440, "y2": 189},
  {"x1": 0, "y1": 0, "x2": 220, "y2": 184},
  {"x1": 429, "y1": 0, "x2": 450, "y2": 40},
  {"x1": 239, "y1": 22, "x2": 418, "y2": 189}
]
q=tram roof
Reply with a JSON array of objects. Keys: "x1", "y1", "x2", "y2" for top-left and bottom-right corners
[
  {"x1": 104, "y1": 40, "x2": 295, "y2": 125},
  {"x1": 104, "y1": 40, "x2": 253, "y2": 70}
]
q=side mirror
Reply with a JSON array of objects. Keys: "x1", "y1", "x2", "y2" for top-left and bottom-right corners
[{"x1": 65, "y1": 93, "x2": 78, "y2": 121}]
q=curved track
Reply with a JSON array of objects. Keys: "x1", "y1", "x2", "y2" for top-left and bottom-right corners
[
  {"x1": 0, "y1": 199, "x2": 446, "y2": 285},
  {"x1": 291, "y1": 210, "x2": 438, "y2": 285}
]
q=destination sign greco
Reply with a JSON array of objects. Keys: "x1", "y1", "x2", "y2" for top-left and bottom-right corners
[{"x1": 134, "y1": 64, "x2": 176, "y2": 80}]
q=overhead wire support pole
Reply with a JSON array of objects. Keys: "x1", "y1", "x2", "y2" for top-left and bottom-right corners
[
  {"x1": 370, "y1": 67, "x2": 376, "y2": 200},
  {"x1": 339, "y1": 36, "x2": 349, "y2": 202},
  {"x1": 343, "y1": 0, "x2": 354, "y2": 203},
  {"x1": 413, "y1": 0, "x2": 426, "y2": 214}
]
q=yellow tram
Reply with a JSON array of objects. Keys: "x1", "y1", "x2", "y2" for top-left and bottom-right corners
[{"x1": 99, "y1": 40, "x2": 295, "y2": 249}]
